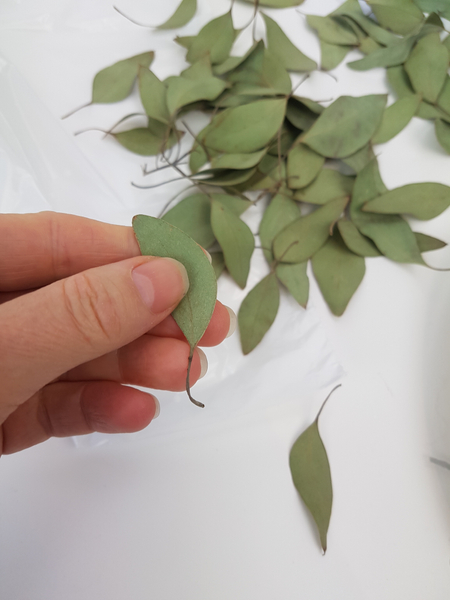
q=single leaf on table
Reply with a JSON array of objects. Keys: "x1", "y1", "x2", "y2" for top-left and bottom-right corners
[
  {"x1": 367, "y1": 0, "x2": 424, "y2": 35},
  {"x1": 112, "y1": 125, "x2": 179, "y2": 155},
  {"x1": 301, "y1": 95, "x2": 387, "y2": 159},
  {"x1": 341, "y1": 143, "x2": 376, "y2": 173},
  {"x1": 273, "y1": 196, "x2": 348, "y2": 263},
  {"x1": 276, "y1": 262, "x2": 309, "y2": 307},
  {"x1": 92, "y1": 51, "x2": 154, "y2": 104},
  {"x1": 372, "y1": 95, "x2": 421, "y2": 144},
  {"x1": 132, "y1": 215, "x2": 217, "y2": 407},
  {"x1": 306, "y1": 15, "x2": 359, "y2": 45},
  {"x1": 312, "y1": 231, "x2": 366, "y2": 316},
  {"x1": 337, "y1": 219, "x2": 381, "y2": 257},
  {"x1": 348, "y1": 37, "x2": 415, "y2": 70},
  {"x1": 186, "y1": 12, "x2": 234, "y2": 65},
  {"x1": 211, "y1": 252, "x2": 225, "y2": 279},
  {"x1": 319, "y1": 40, "x2": 352, "y2": 71},
  {"x1": 363, "y1": 182, "x2": 450, "y2": 219},
  {"x1": 210, "y1": 148, "x2": 267, "y2": 170},
  {"x1": 156, "y1": 0, "x2": 197, "y2": 29},
  {"x1": 238, "y1": 273, "x2": 280, "y2": 355},
  {"x1": 138, "y1": 68, "x2": 170, "y2": 124},
  {"x1": 404, "y1": 33, "x2": 448, "y2": 104},
  {"x1": 290, "y1": 386, "x2": 340, "y2": 553},
  {"x1": 210, "y1": 198, "x2": 255, "y2": 288},
  {"x1": 262, "y1": 13, "x2": 317, "y2": 72},
  {"x1": 203, "y1": 98, "x2": 287, "y2": 154},
  {"x1": 259, "y1": 193, "x2": 301, "y2": 262},
  {"x1": 294, "y1": 169, "x2": 355, "y2": 205},
  {"x1": 414, "y1": 232, "x2": 447, "y2": 252},
  {"x1": 287, "y1": 144, "x2": 325, "y2": 189},
  {"x1": 435, "y1": 119, "x2": 450, "y2": 154},
  {"x1": 162, "y1": 194, "x2": 215, "y2": 249}
]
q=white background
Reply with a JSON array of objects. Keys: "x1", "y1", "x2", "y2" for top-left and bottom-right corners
[{"x1": 1, "y1": 1, "x2": 450, "y2": 598}]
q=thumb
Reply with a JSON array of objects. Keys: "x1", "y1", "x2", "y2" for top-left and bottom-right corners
[{"x1": 0, "y1": 256, "x2": 189, "y2": 417}]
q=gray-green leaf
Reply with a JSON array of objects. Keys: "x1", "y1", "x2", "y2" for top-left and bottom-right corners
[
  {"x1": 276, "y1": 262, "x2": 309, "y2": 307},
  {"x1": 372, "y1": 95, "x2": 421, "y2": 144},
  {"x1": 156, "y1": 0, "x2": 197, "y2": 29},
  {"x1": 92, "y1": 51, "x2": 154, "y2": 104},
  {"x1": 263, "y1": 13, "x2": 317, "y2": 72},
  {"x1": 363, "y1": 182, "x2": 450, "y2": 220},
  {"x1": 404, "y1": 33, "x2": 448, "y2": 104}
]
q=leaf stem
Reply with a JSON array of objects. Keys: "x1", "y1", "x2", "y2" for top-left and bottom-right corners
[
  {"x1": 316, "y1": 384, "x2": 342, "y2": 422},
  {"x1": 186, "y1": 346, "x2": 205, "y2": 408}
]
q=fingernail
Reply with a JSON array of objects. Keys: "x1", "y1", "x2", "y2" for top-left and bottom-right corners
[
  {"x1": 225, "y1": 306, "x2": 237, "y2": 338},
  {"x1": 132, "y1": 258, "x2": 189, "y2": 313},
  {"x1": 153, "y1": 397, "x2": 160, "y2": 420},
  {"x1": 197, "y1": 348, "x2": 208, "y2": 379}
]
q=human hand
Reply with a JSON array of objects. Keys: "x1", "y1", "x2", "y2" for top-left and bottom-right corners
[{"x1": 0, "y1": 212, "x2": 234, "y2": 455}]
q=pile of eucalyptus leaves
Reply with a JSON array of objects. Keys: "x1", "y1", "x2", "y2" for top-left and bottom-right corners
[{"x1": 67, "y1": 0, "x2": 450, "y2": 553}]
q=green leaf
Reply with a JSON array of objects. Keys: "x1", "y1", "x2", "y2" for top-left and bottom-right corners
[
  {"x1": 273, "y1": 196, "x2": 348, "y2": 263},
  {"x1": 166, "y1": 67, "x2": 227, "y2": 114},
  {"x1": 339, "y1": 11, "x2": 399, "y2": 46},
  {"x1": 156, "y1": 0, "x2": 196, "y2": 29},
  {"x1": 387, "y1": 65, "x2": 415, "y2": 98},
  {"x1": 210, "y1": 198, "x2": 255, "y2": 288},
  {"x1": 194, "y1": 168, "x2": 257, "y2": 187},
  {"x1": 211, "y1": 252, "x2": 225, "y2": 279},
  {"x1": 364, "y1": 182, "x2": 450, "y2": 219},
  {"x1": 294, "y1": 169, "x2": 354, "y2": 205},
  {"x1": 341, "y1": 143, "x2": 376, "y2": 173},
  {"x1": 286, "y1": 97, "x2": 323, "y2": 131},
  {"x1": 259, "y1": 193, "x2": 301, "y2": 262},
  {"x1": 186, "y1": 12, "x2": 234, "y2": 65},
  {"x1": 368, "y1": 0, "x2": 424, "y2": 35},
  {"x1": 238, "y1": 273, "x2": 280, "y2": 355},
  {"x1": 262, "y1": 13, "x2": 317, "y2": 72},
  {"x1": 437, "y1": 76, "x2": 450, "y2": 115},
  {"x1": 210, "y1": 193, "x2": 251, "y2": 217},
  {"x1": 348, "y1": 37, "x2": 415, "y2": 70},
  {"x1": 413, "y1": 0, "x2": 450, "y2": 19},
  {"x1": 240, "y1": 0, "x2": 305, "y2": 6},
  {"x1": 210, "y1": 148, "x2": 267, "y2": 170},
  {"x1": 337, "y1": 219, "x2": 381, "y2": 257},
  {"x1": 359, "y1": 37, "x2": 383, "y2": 55},
  {"x1": 435, "y1": 118, "x2": 450, "y2": 154},
  {"x1": 306, "y1": 15, "x2": 359, "y2": 45},
  {"x1": 319, "y1": 40, "x2": 352, "y2": 71},
  {"x1": 138, "y1": 68, "x2": 170, "y2": 124},
  {"x1": 372, "y1": 95, "x2": 421, "y2": 144},
  {"x1": 203, "y1": 98, "x2": 287, "y2": 154},
  {"x1": 414, "y1": 232, "x2": 447, "y2": 252},
  {"x1": 162, "y1": 194, "x2": 215, "y2": 248},
  {"x1": 174, "y1": 35, "x2": 195, "y2": 50},
  {"x1": 312, "y1": 231, "x2": 366, "y2": 316},
  {"x1": 301, "y1": 95, "x2": 387, "y2": 159},
  {"x1": 290, "y1": 388, "x2": 338, "y2": 553},
  {"x1": 287, "y1": 143, "x2": 325, "y2": 189},
  {"x1": 404, "y1": 34, "x2": 448, "y2": 103},
  {"x1": 189, "y1": 143, "x2": 209, "y2": 174},
  {"x1": 92, "y1": 51, "x2": 154, "y2": 104},
  {"x1": 276, "y1": 262, "x2": 309, "y2": 307},
  {"x1": 112, "y1": 125, "x2": 179, "y2": 156}
]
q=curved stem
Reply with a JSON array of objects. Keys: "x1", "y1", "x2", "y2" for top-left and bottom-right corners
[
  {"x1": 316, "y1": 384, "x2": 342, "y2": 422},
  {"x1": 61, "y1": 101, "x2": 92, "y2": 120},
  {"x1": 186, "y1": 347, "x2": 205, "y2": 408}
]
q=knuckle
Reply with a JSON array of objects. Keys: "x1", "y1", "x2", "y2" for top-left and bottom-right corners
[{"x1": 61, "y1": 272, "x2": 122, "y2": 346}]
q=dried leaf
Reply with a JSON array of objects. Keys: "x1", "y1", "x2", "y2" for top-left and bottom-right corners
[
  {"x1": 301, "y1": 95, "x2": 387, "y2": 159},
  {"x1": 263, "y1": 13, "x2": 317, "y2": 72},
  {"x1": 166, "y1": 68, "x2": 227, "y2": 114},
  {"x1": 337, "y1": 219, "x2": 381, "y2": 257},
  {"x1": 339, "y1": 11, "x2": 399, "y2": 46},
  {"x1": 437, "y1": 76, "x2": 450, "y2": 115},
  {"x1": 287, "y1": 143, "x2": 325, "y2": 189},
  {"x1": 435, "y1": 118, "x2": 450, "y2": 154},
  {"x1": 138, "y1": 68, "x2": 170, "y2": 124},
  {"x1": 276, "y1": 262, "x2": 309, "y2": 307},
  {"x1": 368, "y1": 0, "x2": 424, "y2": 35},
  {"x1": 372, "y1": 95, "x2": 421, "y2": 144},
  {"x1": 286, "y1": 97, "x2": 323, "y2": 131},
  {"x1": 113, "y1": 125, "x2": 179, "y2": 155},
  {"x1": 414, "y1": 232, "x2": 447, "y2": 252},
  {"x1": 186, "y1": 11, "x2": 234, "y2": 65},
  {"x1": 194, "y1": 168, "x2": 257, "y2": 187},
  {"x1": 364, "y1": 182, "x2": 450, "y2": 219},
  {"x1": 319, "y1": 40, "x2": 352, "y2": 71},
  {"x1": 413, "y1": 0, "x2": 450, "y2": 19},
  {"x1": 92, "y1": 51, "x2": 154, "y2": 104},
  {"x1": 387, "y1": 65, "x2": 415, "y2": 98},
  {"x1": 273, "y1": 196, "x2": 348, "y2": 263},
  {"x1": 211, "y1": 252, "x2": 225, "y2": 279},
  {"x1": 294, "y1": 169, "x2": 355, "y2": 205},
  {"x1": 348, "y1": 37, "x2": 415, "y2": 70},
  {"x1": 404, "y1": 33, "x2": 448, "y2": 103},
  {"x1": 240, "y1": 0, "x2": 305, "y2": 6},
  {"x1": 312, "y1": 230, "x2": 366, "y2": 316},
  {"x1": 341, "y1": 144, "x2": 376, "y2": 173},
  {"x1": 162, "y1": 194, "x2": 215, "y2": 248},
  {"x1": 259, "y1": 193, "x2": 301, "y2": 262},
  {"x1": 238, "y1": 273, "x2": 280, "y2": 355},
  {"x1": 156, "y1": 0, "x2": 196, "y2": 29},
  {"x1": 306, "y1": 15, "x2": 359, "y2": 45},
  {"x1": 210, "y1": 148, "x2": 267, "y2": 170},
  {"x1": 210, "y1": 198, "x2": 255, "y2": 288}
]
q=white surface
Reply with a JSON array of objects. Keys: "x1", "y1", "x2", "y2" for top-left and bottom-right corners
[{"x1": 0, "y1": 1, "x2": 450, "y2": 599}]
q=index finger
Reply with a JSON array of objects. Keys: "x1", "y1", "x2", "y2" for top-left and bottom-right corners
[{"x1": 0, "y1": 211, "x2": 139, "y2": 291}]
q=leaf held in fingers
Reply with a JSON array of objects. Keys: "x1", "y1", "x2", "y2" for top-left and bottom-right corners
[
  {"x1": 363, "y1": 183, "x2": 450, "y2": 220},
  {"x1": 238, "y1": 273, "x2": 280, "y2": 355},
  {"x1": 211, "y1": 198, "x2": 255, "y2": 288},
  {"x1": 404, "y1": 34, "x2": 448, "y2": 104},
  {"x1": 92, "y1": 51, "x2": 154, "y2": 104},
  {"x1": 273, "y1": 196, "x2": 348, "y2": 263},
  {"x1": 276, "y1": 262, "x2": 309, "y2": 307},
  {"x1": 290, "y1": 387, "x2": 340, "y2": 553},
  {"x1": 301, "y1": 95, "x2": 387, "y2": 158},
  {"x1": 287, "y1": 144, "x2": 325, "y2": 189},
  {"x1": 156, "y1": 0, "x2": 197, "y2": 29},
  {"x1": 312, "y1": 231, "x2": 366, "y2": 316},
  {"x1": 263, "y1": 13, "x2": 317, "y2": 72},
  {"x1": 260, "y1": 193, "x2": 301, "y2": 262},
  {"x1": 372, "y1": 95, "x2": 421, "y2": 144},
  {"x1": 162, "y1": 194, "x2": 215, "y2": 249}
]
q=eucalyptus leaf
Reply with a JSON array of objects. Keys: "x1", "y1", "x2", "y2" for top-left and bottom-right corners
[
  {"x1": 364, "y1": 182, "x2": 450, "y2": 219},
  {"x1": 162, "y1": 194, "x2": 215, "y2": 248},
  {"x1": 238, "y1": 273, "x2": 280, "y2": 355},
  {"x1": 273, "y1": 196, "x2": 348, "y2": 263},
  {"x1": 286, "y1": 98, "x2": 322, "y2": 132},
  {"x1": 290, "y1": 388, "x2": 338, "y2": 553},
  {"x1": 319, "y1": 40, "x2": 352, "y2": 70},
  {"x1": 368, "y1": 0, "x2": 424, "y2": 35},
  {"x1": 386, "y1": 65, "x2": 415, "y2": 98},
  {"x1": 294, "y1": 169, "x2": 355, "y2": 205},
  {"x1": 92, "y1": 51, "x2": 154, "y2": 104},
  {"x1": 372, "y1": 95, "x2": 421, "y2": 144},
  {"x1": 337, "y1": 219, "x2": 381, "y2": 257},
  {"x1": 348, "y1": 37, "x2": 415, "y2": 70},
  {"x1": 404, "y1": 33, "x2": 448, "y2": 103},
  {"x1": 312, "y1": 231, "x2": 366, "y2": 316},
  {"x1": 133, "y1": 215, "x2": 217, "y2": 407},
  {"x1": 263, "y1": 13, "x2": 317, "y2": 72},
  {"x1": 340, "y1": 11, "x2": 399, "y2": 45},
  {"x1": 210, "y1": 148, "x2": 267, "y2": 170},
  {"x1": 211, "y1": 252, "x2": 225, "y2": 279},
  {"x1": 113, "y1": 126, "x2": 178, "y2": 155},
  {"x1": 186, "y1": 11, "x2": 234, "y2": 65},
  {"x1": 166, "y1": 69, "x2": 227, "y2": 114},
  {"x1": 341, "y1": 143, "x2": 376, "y2": 173},
  {"x1": 306, "y1": 15, "x2": 359, "y2": 45},
  {"x1": 156, "y1": 0, "x2": 197, "y2": 29},
  {"x1": 259, "y1": 193, "x2": 301, "y2": 262},
  {"x1": 414, "y1": 232, "x2": 447, "y2": 252},
  {"x1": 437, "y1": 77, "x2": 450, "y2": 116},
  {"x1": 287, "y1": 144, "x2": 325, "y2": 189},
  {"x1": 301, "y1": 95, "x2": 387, "y2": 158},
  {"x1": 435, "y1": 118, "x2": 450, "y2": 154},
  {"x1": 276, "y1": 262, "x2": 309, "y2": 307},
  {"x1": 211, "y1": 198, "x2": 255, "y2": 288},
  {"x1": 413, "y1": 0, "x2": 450, "y2": 19},
  {"x1": 211, "y1": 193, "x2": 251, "y2": 217},
  {"x1": 240, "y1": 0, "x2": 305, "y2": 5},
  {"x1": 193, "y1": 167, "x2": 257, "y2": 187},
  {"x1": 138, "y1": 68, "x2": 170, "y2": 124}
]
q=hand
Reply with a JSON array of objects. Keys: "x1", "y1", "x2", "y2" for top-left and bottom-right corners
[{"x1": 0, "y1": 212, "x2": 233, "y2": 455}]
